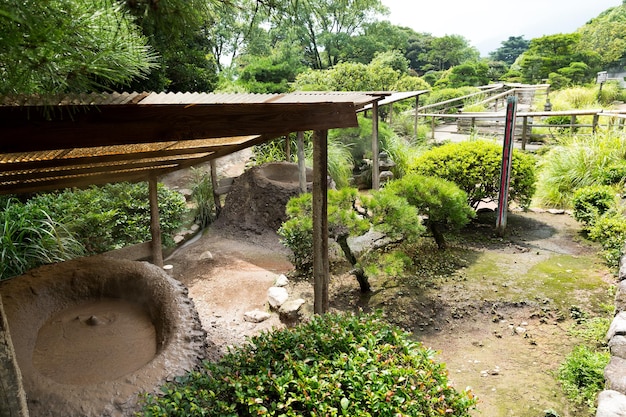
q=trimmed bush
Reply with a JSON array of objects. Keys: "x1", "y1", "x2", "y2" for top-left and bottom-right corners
[
  {"x1": 588, "y1": 211, "x2": 626, "y2": 268},
  {"x1": 410, "y1": 140, "x2": 536, "y2": 209},
  {"x1": 139, "y1": 312, "x2": 477, "y2": 417},
  {"x1": 382, "y1": 174, "x2": 475, "y2": 249},
  {"x1": 571, "y1": 185, "x2": 617, "y2": 229}
]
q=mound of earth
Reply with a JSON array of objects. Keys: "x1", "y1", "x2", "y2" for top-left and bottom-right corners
[{"x1": 212, "y1": 162, "x2": 311, "y2": 240}]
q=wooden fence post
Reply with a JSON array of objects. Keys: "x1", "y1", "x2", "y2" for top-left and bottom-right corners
[
  {"x1": 371, "y1": 101, "x2": 380, "y2": 190},
  {"x1": 297, "y1": 131, "x2": 307, "y2": 194}
]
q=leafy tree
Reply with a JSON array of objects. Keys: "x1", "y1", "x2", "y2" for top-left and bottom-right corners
[
  {"x1": 124, "y1": 0, "x2": 219, "y2": 92},
  {"x1": 0, "y1": 0, "x2": 156, "y2": 94},
  {"x1": 270, "y1": 0, "x2": 388, "y2": 69},
  {"x1": 435, "y1": 61, "x2": 491, "y2": 88},
  {"x1": 405, "y1": 32, "x2": 436, "y2": 73},
  {"x1": 518, "y1": 33, "x2": 601, "y2": 85},
  {"x1": 489, "y1": 36, "x2": 530, "y2": 65},
  {"x1": 410, "y1": 140, "x2": 537, "y2": 210},
  {"x1": 237, "y1": 42, "x2": 306, "y2": 93},
  {"x1": 422, "y1": 35, "x2": 479, "y2": 72},
  {"x1": 577, "y1": 3, "x2": 626, "y2": 68},
  {"x1": 338, "y1": 21, "x2": 412, "y2": 64}
]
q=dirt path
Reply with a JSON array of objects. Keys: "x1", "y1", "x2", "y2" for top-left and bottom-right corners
[{"x1": 166, "y1": 207, "x2": 613, "y2": 416}]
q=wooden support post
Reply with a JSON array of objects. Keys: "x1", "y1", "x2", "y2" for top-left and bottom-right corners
[
  {"x1": 297, "y1": 131, "x2": 307, "y2": 194},
  {"x1": 521, "y1": 116, "x2": 529, "y2": 151},
  {"x1": 210, "y1": 160, "x2": 222, "y2": 217},
  {"x1": 0, "y1": 294, "x2": 29, "y2": 417},
  {"x1": 312, "y1": 130, "x2": 329, "y2": 314},
  {"x1": 148, "y1": 177, "x2": 163, "y2": 268},
  {"x1": 285, "y1": 135, "x2": 291, "y2": 162},
  {"x1": 388, "y1": 104, "x2": 393, "y2": 124},
  {"x1": 371, "y1": 100, "x2": 380, "y2": 190},
  {"x1": 570, "y1": 115, "x2": 576, "y2": 133}
]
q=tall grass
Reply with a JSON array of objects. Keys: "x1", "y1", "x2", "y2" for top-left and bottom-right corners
[
  {"x1": 534, "y1": 130, "x2": 626, "y2": 207},
  {"x1": 1, "y1": 199, "x2": 84, "y2": 280},
  {"x1": 191, "y1": 167, "x2": 215, "y2": 228}
]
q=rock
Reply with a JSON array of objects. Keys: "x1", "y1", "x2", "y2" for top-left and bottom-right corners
[
  {"x1": 267, "y1": 287, "x2": 289, "y2": 309},
  {"x1": 348, "y1": 229, "x2": 393, "y2": 259},
  {"x1": 596, "y1": 390, "x2": 626, "y2": 416},
  {"x1": 547, "y1": 209, "x2": 565, "y2": 215},
  {"x1": 274, "y1": 274, "x2": 289, "y2": 287},
  {"x1": 174, "y1": 235, "x2": 185, "y2": 244},
  {"x1": 605, "y1": 356, "x2": 626, "y2": 393},
  {"x1": 190, "y1": 224, "x2": 200, "y2": 232},
  {"x1": 279, "y1": 298, "x2": 306, "y2": 323},
  {"x1": 515, "y1": 327, "x2": 526, "y2": 335},
  {"x1": 619, "y1": 254, "x2": 626, "y2": 281},
  {"x1": 244, "y1": 310, "x2": 271, "y2": 323},
  {"x1": 607, "y1": 312, "x2": 626, "y2": 341},
  {"x1": 609, "y1": 336, "x2": 626, "y2": 359},
  {"x1": 615, "y1": 281, "x2": 626, "y2": 311},
  {"x1": 199, "y1": 251, "x2": 213, "y2": 261}
]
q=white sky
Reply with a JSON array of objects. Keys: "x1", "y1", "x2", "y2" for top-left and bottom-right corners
[{"x1": 381, "y1": 0, "x2": 622, "y2": 56}]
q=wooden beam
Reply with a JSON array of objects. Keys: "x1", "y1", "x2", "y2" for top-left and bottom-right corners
[
  {"x1": 0, "y1": 103, "x2": 358, "y2": 153},
  {"x1": 312, "y1": 130, "x2": 329, "y2": 314}
]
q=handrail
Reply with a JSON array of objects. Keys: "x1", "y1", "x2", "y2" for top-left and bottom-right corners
[
  {"x1": 417, "y1": 84, "x2": 505, "y2": 112},
  {"x1": 419, "y1": 109, "x2": 626, "y2": 150}
]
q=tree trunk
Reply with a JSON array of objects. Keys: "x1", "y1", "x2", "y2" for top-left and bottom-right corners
[
  {"x1": 429, "y1": 222, "x2": 447, "y2": 250},
  {"x1": 336, "y1": 234, "x2": 371, "y2": 293}
]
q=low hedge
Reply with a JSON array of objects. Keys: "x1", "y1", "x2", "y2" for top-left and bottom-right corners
[{"x1": 139, "y1": 312, "x2": 477, "y2": 417}]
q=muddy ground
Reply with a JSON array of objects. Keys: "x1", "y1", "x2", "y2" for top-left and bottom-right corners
[{"x1": 165, "y1": 178, "x2": 613, "y2": 417}]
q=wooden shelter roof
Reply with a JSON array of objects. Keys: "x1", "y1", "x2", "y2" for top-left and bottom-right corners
[{"x1": 0, "y1": 91, "x2": 386, "y2": 195}]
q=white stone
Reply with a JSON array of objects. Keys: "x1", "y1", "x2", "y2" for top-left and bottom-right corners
[
  {"x1": 199, "y1": 251, "x2": 213, "y2": 261},
  {"x1": 244, "y1": 310, "x2": 271, "y2": 323},
  {"x1": 275, "y1": 274, "x2": 289, "y2": 287},
  {"x1": 597, "y1": 390, "x2": 626, "y2": 416},
  {"x1": 267, "y1": 287, "x2": 289, "y2": 309}
]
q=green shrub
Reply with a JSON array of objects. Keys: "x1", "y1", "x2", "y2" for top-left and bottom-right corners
[
  {"x1": 600, "y1": 161, "x2": 626, "y2": 186},
  {"x1": 545, "y1": 115, "x2": 578, "y2": 134},
  {"x1": 0, "y1": 199, "x2": 85, "y2": 280},
  {"x1": 557, "y1": 345, "x2": 609, "y2": 413},
  {"x1": 422, "y1": 86, "x2": 481, "y2": 108},
  {"x1": 410, "y1": 140, "x2": 537, "y2": 209},
  {"x1": 139, "y1": 312, "x2": 477, "y2": 417},
  {"x1": 571, "y1": 185, "x2": 617, "y2": 229},
  {"x1": 382, "y1": 174, "x2": 475, "y2": 249},
  {"x1": 588, "y1": 211, "x2": 626, "y2": 268},
  {"x1": 25, "y1": 182, "x2": 187, "y2": 253}
]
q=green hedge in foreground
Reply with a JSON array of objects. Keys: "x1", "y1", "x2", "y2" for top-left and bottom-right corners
[{"x1": 139, "y1": 312, "x2": 477, "y2": 417}]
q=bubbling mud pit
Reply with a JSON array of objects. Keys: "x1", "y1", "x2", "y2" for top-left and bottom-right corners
[{"x1": 0, "y1": 256, "x2": 207, "y2": 417}]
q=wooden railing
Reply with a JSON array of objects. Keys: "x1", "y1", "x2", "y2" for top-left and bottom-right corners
[{"x1": 418, "y1": 109, "x2": 626, "y2": 150}]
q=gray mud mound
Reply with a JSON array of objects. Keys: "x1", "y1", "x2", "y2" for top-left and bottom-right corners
[
  {"x1": 0, "y1": 256, "x2": 207, "y2": 417},
  {"x1": 213, "y1": 162, "x2": 311, "y2": 238}
]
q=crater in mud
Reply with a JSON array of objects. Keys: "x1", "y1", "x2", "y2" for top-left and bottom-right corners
[
  {"x1": 33, "y1": 298, "x2": 157, "y2": 385},
  {"x1": 0, "y1": 256, "x2": 207, "y2": 417}
]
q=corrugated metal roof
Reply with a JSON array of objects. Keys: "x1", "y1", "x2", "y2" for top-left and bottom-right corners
[{"x1": 0, "y1": 91, "x2": 407, "y2": 195}]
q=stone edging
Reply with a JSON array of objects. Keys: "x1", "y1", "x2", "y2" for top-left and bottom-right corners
[{"x1": 597, "y1": 254, "x2": 626, "y2": 416}]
